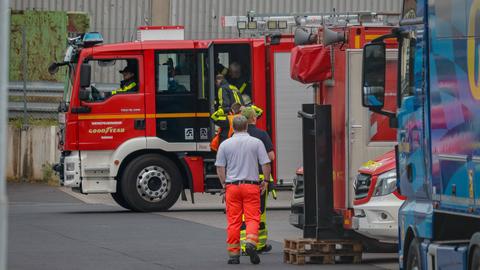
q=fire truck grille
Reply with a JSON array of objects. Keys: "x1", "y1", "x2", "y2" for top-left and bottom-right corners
[
  {"x1": 354, "y1": 173, "x2": 371, "y2": 200},
  {"x1": 293, "y1": 174, "x2": 304, "y2": 199}
]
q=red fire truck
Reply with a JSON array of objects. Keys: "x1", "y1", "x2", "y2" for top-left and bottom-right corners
[
  {"x1": 52, "y1": 13, "x2": 399, "y2": 213},
  {"x1": 287, "y1": 13, "x2": 399, "y2": 243},
  {"x1": 51, "y1": 30, "x2": 315, "y2": 211}
]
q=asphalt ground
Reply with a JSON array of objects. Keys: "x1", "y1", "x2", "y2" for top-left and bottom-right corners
[{"x1": 6, "y1": 182, "x2": 398, "y2": 270}]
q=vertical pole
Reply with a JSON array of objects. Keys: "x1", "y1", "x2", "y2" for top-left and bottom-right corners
[
  {"x1": 0, "y1": 2, "x2": 11, "y2": 270},
  {"x1": 22, "y1": 26, "x2": 27, "y2": 128},
  {"x1": 314, "y1": 105, "x2": 336, "y2": 239},
  {"x1": 301, "y1": 103, "x2": 316, "y2": 238},
  {"x1": 300, "y1": 104, "x2": 340, "y2": 239}
]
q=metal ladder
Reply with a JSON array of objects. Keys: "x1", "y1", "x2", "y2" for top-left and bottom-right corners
[{"x1": 203, "y1": 158, "x2": 223, "y2": 194}]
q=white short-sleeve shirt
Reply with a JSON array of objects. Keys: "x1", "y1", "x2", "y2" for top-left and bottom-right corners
[{"x1": 215, "y1": 132, "x2": 270, "y2": 182}]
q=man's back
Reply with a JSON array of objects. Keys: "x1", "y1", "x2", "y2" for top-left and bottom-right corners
[
  {"x1": 216, "y1": 132, "x2": 270, "y2": 182},
  {"x1": 247, "y1": 124, "x2": 274, "y2": 153}
]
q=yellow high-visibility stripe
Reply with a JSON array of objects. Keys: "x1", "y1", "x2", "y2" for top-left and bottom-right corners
[
  {"x1": 78, "y1": 112, "x2": 210, "y2": 120},
  {"x1": 201, "y1": 54, "x2": 205, "y2": 98},
  {"x1": 78, "y1": 114, "x2": 145, "y2": 120},
  {"x1": 239, "y1": 82, "x2": 247, "y2": 94},
  {"x1": 365, "y1": 34, "x2": 395, "y2": 42},
  {"x1": 218, "y1": 87, "x2": 223, "y2": 106},
  {"x1": 112, "y1": 82, "x2": 137, "y2": 95},
  {"x1": 234, "y1": 92, "x2": 241, "y2": 104},
  {"x1": 156, "y1": 113, "x2": 209, "y2": 118},
  {"x1": 365, "y1": 34, "x2": 380, "y2": 41},
  {"x1": 355, "y1": 35, "x2": 361, "y2": 49}
]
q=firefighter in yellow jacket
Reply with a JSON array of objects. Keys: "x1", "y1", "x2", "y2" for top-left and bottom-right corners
[
  {"x1": 112, "y1": 66, "x2": 138, "y2": 95},
  {"x1": 210, "y1": 103, "x2": 243, "y2": 151}
]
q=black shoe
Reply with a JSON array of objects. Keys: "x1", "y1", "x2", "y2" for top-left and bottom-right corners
[
  {"x1": 227, "y1": 256, "x2": 240, "y2": 264},
  {"x1": 258, "y1": 244, "x2": 272, "y2": 254},
  {"x1": 245, "y1": 243, "x2": 260, "y2": 264}
]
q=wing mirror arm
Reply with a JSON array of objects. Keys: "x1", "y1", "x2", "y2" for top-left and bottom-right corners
[
  {"x1": 371, "y1": 28, "x2": 404, "y2": 44},
  {"x1": 370, "y1": 108, "x2": 397, "y2": 128}
]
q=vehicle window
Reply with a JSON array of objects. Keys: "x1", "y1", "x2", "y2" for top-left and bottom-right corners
[
  {"x1": 84, "y1": 59, "x2": 139, "y2": 102},
  {"x1": 213, "y1": 44, "x2": 252, "y2": 98},
  {"x1": 156, "y1": 52, "x2": 197, "y2": 93},
  {"x1": 215, "y1": 52, "x2": 229, "y2": 75}
]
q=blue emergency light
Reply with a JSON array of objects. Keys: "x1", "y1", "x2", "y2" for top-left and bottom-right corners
[{"x1": 82, "y1": 32, "x2": 103, "y2": 47}]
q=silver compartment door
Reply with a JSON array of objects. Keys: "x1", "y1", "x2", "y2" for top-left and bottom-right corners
[
  {"x1": 274, "y1": 52, "x2": 313, "y2": 185},
  {"x1": 346, "y1": 49, "x2": 398, "y2": 208}
]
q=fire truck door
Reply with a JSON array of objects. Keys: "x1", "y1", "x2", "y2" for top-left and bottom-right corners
[
  {"x1": 346, "y1": 50, "x2": 398, "y2": 207},
  {"x1": 154, "y1": 50, "x2": 211, "y2": 148},
  {"x1": 76, "y1": 56, "x2": 146, "y2": 151}
]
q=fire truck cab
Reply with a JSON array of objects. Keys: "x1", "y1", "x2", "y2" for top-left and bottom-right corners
[{"x1": 53, "y1": 32, "x2": 309, "y2": 211}]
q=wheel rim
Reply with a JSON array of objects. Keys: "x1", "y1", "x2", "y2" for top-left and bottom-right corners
[{"x1": 136, "y1": 165, "x2": 171, "y2": 202}]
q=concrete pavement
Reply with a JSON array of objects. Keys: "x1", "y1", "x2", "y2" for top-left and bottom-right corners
[{"x1": 7, "y1": 183, "x2": 398, "y2": 269}]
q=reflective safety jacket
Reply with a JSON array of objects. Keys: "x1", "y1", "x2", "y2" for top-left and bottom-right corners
[
  {"x1": 112, "y1": 79, "x2": 138, "y2": 95},
  {"x1": 210, "y1": 110, "x2": 238, "y2": 151},
  {"x1": 228, "y1": 77, "x2": 249, "y2": 95},
  {"x1": 217, "y1": 81, "x2": 243, "y2": 112}
]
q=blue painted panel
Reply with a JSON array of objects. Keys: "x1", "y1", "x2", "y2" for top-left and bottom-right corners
[
  {"x1": 440, "y1": 160, "x2": 469, "y2": 197},
  {"x1": 434, "y1": 244, "x2": 468, "y2": 270},
  {"x1": 428, "y1": 0, "x2": 480, "y2": 213}
]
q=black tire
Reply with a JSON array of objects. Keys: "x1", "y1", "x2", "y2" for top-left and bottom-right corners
[
  {"x1": 111, "y1": 177, "x2": 132, "y2": 210},
  {"x1": 471, "y1": 246, "x2": 480, "y2": 270},
  {"x1": 406, "y1": 238, "x2": 421, "y2": 270},
  {"x1": 111, "y1": 191, "x2": 132, "y2": 210},
  {"x1": 120, "y1": 154, "x2": 182, "y2": 212}
]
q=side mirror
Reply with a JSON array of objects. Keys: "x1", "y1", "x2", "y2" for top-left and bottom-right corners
[
  {"x1": 80, "y1": 63, "x2": 91, "y2": 88},
  {"x1": 48, "y1": 62, "x2": 59, "y2": 75},
  {"x1": 79, "y1": 89, "x2": 91, "y2": 101},
  {"x1": 362, "y1": 43, "x2": 386, "y2": 109}
]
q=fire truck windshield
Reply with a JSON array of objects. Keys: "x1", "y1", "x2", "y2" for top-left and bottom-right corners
[{"x1": 63, "y1": 64, "x2": 75, "y2": 105}]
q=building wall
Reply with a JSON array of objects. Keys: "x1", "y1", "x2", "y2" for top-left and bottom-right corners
[
  {"x1": 170, "y1": 0, "x2": 403, "y2": 39},
  {"x1": 11, "y1": 0, "x2": 402, "y2": 42},
  {"x1": 7, "y1": 126, "x2": 59, "y2": 182}
]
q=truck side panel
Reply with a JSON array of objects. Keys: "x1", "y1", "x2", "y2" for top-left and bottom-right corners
[{"x1": 428, "y1": 0, "x2": 480, "y2": 215}]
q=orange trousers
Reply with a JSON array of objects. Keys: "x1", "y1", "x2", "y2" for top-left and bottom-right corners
[{"x1": 225, "y1": 183, "x2": 261, "y2": 256}]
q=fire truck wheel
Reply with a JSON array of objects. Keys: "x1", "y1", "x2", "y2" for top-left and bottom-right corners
[
  {"x1": 111, "y1": 192, "x2": 131, "y2": 210},
  {"x1": 120, "y1": 154, "x2": 182, "y2": 212},
  {"x1": 406, "y1": 238, "x2": 421, "y2": 270},
  {"x1": 471, "y1": 246, "x2": 480, "y2": 270}
]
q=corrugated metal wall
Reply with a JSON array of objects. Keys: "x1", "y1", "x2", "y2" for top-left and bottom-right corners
[
  {"x1": 11, "y1": 0, "x2": 153, "y2": 44},
  {"x1": 170, "y1": 0, "x2": 403, "y2": 39}
]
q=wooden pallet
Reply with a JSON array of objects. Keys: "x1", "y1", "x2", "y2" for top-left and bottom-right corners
[
  {"x1": 283, "y1": 238, "x2": 362, "y2": 265},
  {"x1": 283, "y1": 250, "x2": 362, "y2": 265}
]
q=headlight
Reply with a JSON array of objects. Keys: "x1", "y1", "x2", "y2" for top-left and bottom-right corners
[
  {"x1": 373, "y1": 170, "x2": 397, "y2": 196},
  {"x1": 66, "y1": 162, "x2": 75, "y2": 172}
]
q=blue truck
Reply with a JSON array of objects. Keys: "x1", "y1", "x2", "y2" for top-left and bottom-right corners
[{"x1": 361, "y1": 0, "x2": 480, "y2": 269}]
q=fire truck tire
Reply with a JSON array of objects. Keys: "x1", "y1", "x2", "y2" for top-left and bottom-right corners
[
  {"x1": 471, "y1": 246, "x2": 480, "y2": 270},
  {"x1": 111, "y1": 192, "x2": 131, "y2": 210},
  {"x1": 406, "y1": 238, "x2": 421, "y2": 270},
  {"x1": 120, "y1": 154, "x2": 182, "y2": 212}
]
